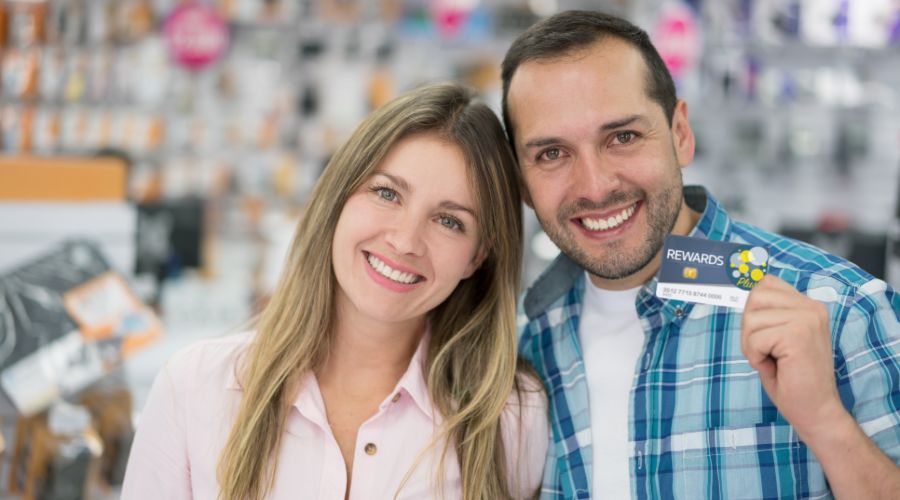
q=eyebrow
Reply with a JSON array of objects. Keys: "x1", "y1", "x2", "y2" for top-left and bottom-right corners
[
  {"x1": 373, "y1": 172, "x2": 476, "y2": 218},
  {"x1": 521, "y1": 114, "x2": 649, "y2": 150},
  {"x1": 438, "y1": 201, "x2": 476, "y2": 218},
  {"x1": 523, "y1": 137, "x2": 563, "y2": 150},
  {"x1": 600, "y1": 114, "x2": 646, "y2": 131},
  {"x1": 374, "y1": 172, "x2": 409, "y2": 192}
]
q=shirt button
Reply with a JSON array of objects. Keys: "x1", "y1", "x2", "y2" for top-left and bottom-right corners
[
  {"x1": 364, "y1": 443, "x2": 377, "y2": 455},
  {"x1": 675, "y1": 307, "x2": 684, "y2": 318},
  {"x1": 391, "y1": 393, "x2": 401, "y2": 403}
]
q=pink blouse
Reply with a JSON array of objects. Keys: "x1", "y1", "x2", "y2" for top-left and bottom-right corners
[{"x1": 121, "y1": 332, "x2": 549, "y2": 499}]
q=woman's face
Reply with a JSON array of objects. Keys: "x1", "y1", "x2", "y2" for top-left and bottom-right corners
[{"x1": 331, "y1": 133, "x2": 485, "y2": 330}]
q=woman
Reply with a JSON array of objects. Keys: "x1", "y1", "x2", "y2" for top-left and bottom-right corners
[{"x1": 121, "y1": 82, "x2": 547, "y2": 499}]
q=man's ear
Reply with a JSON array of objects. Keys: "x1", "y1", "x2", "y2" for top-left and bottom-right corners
[
  {"x1": 671, "y1": 99, "x2": 695, "y2": 168},
  {"x1": 463, "y1": 245, "x2": 488, "y2": 279},
  {"x1": 522, "y1": 184, "x2": 533, "y2": 208}
]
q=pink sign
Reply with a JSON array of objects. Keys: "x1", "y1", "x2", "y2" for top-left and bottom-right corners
[
  {"x1": 435, "y1": 8, "x2": 466, "y2": 37},
  {"x1": 163, "y1": 4, "x2": 229, "y2": 71},
  {"x1": 653, "y1": 3, "x2": 700, "y2": 80}
]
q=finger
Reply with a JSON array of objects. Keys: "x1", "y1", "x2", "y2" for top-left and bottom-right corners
[
  {"x1": 740, "y1": 307, "x2": 791, "y2": 355},
  {"x1": 741, "y1": 326, "x2": 780, "y2": 398},
  {"x1": 744, "y1": 308, "x2": 834, "y2": 361},
  {"x1": 756, "y1": 274, "x2": 795, "y2": 292},
  {"x1": 746, "y1": 278, "x2": 829, "y2": 314},
  {"x1": 741, "y1": 324, "x2": 784, "y2": 370},
  {"x1": 755, "y1": 356, "x2": 777, "y2": 397},
  {"x1": 746, "y1": 278, "x2": 831, "y2": 323},
  {"x1": 741, "y1": 308, "x2": 796, "y2": 338},
  {"x1": 745, "y1": 285, "x2": 808, "y2": 312},
  {"x1": 748, "y1": 293, "x2": 831, "y2": 336}
]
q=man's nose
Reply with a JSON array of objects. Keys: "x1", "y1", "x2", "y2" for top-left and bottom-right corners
[{"x1": 569, "y1": 151, "x2": 621, "y2": 201}]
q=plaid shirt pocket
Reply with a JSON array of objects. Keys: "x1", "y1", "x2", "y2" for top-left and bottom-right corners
[{"x1": 643, "y1": 422, "x2": 831, "y2": 500}]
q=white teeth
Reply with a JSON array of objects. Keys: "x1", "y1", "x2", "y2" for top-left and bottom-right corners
[
  {"x1": 581, "y1": 204, "x2": 636, "y2": 231},
  {"x1": 367, "y1": 254, "x2": 419, "y2": 284}
]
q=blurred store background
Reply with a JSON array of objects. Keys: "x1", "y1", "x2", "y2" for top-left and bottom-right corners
[{"x1": 0, "y1": 0, "x2": 898, "y2": 498}]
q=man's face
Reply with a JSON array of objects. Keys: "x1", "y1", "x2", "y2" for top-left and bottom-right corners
[{"x1": 506, "y1": 38, "x2": 695, "y2": 288}]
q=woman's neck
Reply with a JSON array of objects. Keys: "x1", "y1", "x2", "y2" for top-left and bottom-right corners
[{"x1": 317, "y1": 312, "x2": 425, "y2": 396}]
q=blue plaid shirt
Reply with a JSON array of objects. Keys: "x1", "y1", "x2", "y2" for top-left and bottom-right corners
[{"x1": 518, "y1": 186, "x2": 900, "y2": 499}]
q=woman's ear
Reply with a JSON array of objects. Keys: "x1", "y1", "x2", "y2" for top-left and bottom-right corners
[{"x1": 462, "y1": 245, "x2": 488, "y2": 279}]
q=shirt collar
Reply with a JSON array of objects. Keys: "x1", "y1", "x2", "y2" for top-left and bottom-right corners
[
  {"x1": 380, "y1": 330, "x2": 435, "y2": 420},
  {"x1": 224, "y1": 331, "x2": 436, "y2": 421},
  {"x1": 684, "y1": 185, "x2": 730, "y2": 242}
]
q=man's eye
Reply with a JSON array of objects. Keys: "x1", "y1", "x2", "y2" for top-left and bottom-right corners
[
  {"x1": 376, "y1": 187, "x2": 397, "y2": 201},
  {"x1": 540, "y1": 148, "x2": 561, "y2": 161},
  {"x1": 615, "y1": 132, "x2": 635, "y2": 144}
]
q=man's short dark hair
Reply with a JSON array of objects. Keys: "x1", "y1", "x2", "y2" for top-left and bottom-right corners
[{"x1": 501, "y1": 10, "x2": 677, "y2": 154}]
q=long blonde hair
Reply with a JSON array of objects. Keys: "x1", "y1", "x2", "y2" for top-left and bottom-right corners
[{"x1": 216, "y1": 82, "x2": 525, "y2": 500}]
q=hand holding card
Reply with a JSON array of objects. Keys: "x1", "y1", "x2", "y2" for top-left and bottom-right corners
[
  {"x1": 740, "y1": 275, "x2": 848, "y2": 442},
  {"x1": 656, "y1": 235, "x2": 848, "y2": 440},
  {"x1": 655, "y1": 235, "x2": 769, "y2": 309}
]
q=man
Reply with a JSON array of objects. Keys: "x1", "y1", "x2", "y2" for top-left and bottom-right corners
[{"x1": 502, "y1": 10, "x2": 900, "y2": 499}]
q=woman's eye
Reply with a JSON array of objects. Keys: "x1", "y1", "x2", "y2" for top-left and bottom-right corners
[
  {"x1": 615, "y1": 132, "x2": 635, "y2": 144},
  {"x1": 439, "y1": 216, "x2": 462, "y2": 231},
  {"x1": 376, "y1": 187, "x2": 397, "y2": 201}
]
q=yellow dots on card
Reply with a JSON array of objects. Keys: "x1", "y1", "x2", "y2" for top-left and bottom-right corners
[
  {"x1": 683, "y1": 267, "x2": 698, "y2": 279},
  {"x1": 729, "y1": 246, "x2": 769, "y2": 290}
]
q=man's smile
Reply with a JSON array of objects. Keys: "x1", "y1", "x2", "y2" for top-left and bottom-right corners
[{"x1": 577, "y1": 202, "x2": 639, "y2": 231}]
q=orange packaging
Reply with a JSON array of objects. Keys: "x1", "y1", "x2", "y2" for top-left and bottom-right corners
[
  {"x1": 0, "y1": 155, "x2": 127, "y2": 201},
  {"x1": 63, "y1": 271, "x2": 162, "y2": 355},
  {"x1": 0, "y1": 4, "x2": 7, "y2": 46}
]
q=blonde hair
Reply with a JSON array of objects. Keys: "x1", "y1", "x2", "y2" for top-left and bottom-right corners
[{"x1": 216, "y1": 82, "x2": 525, "y2": 499}]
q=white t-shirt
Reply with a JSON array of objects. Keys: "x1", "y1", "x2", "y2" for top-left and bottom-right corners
[{"x1": 577, "y1": 274, "x2": 644, "y2": 498}]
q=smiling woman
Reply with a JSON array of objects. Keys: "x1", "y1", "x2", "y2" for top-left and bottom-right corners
[
  {"x1": 121, "y1": 83, "x2": 548, "y2": 500},
  {"x1": 332, "y1": 134, "x2": 485, "y2": 322}
]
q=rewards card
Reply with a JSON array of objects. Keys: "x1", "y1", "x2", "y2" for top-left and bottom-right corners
[{"x1": 655, "y1": 235, "x2": 769, "y2": 310}]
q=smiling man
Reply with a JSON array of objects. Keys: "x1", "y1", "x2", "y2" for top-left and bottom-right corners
[{"x1": 502, "y1": 10, "x2": 900, "y2": 500}]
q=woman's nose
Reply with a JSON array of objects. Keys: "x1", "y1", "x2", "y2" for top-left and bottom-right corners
[{"x1": 384, "y1": 214, "x2": 426, "y2": 256}]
